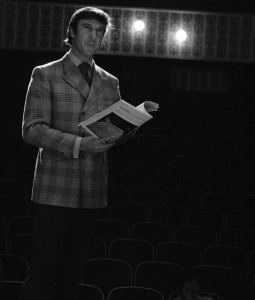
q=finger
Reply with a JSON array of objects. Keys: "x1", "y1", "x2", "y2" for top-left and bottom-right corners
[
  {"x1": 103, "y1": 141, "x2": 116, "y2": 149},
  {"x1": 95, "y1": 142, "x2": 115, "y2": 153},
  {"x1": 100, "y1": 135, "x2": 117, "y2": 143}
]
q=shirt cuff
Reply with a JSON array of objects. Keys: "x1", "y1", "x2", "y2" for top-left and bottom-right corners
[{"x1": 73, "y1": 137, "x2": 82, "y2": 159}]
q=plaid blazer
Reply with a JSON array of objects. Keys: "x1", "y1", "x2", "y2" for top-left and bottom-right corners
[{"x1": 22, "y1": 52, "x2": 121, "y2": 208}]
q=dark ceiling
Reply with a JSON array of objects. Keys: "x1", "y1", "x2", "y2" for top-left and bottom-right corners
[{"x1": 19, "y1": 0, "x2": 255, "y2": 14}]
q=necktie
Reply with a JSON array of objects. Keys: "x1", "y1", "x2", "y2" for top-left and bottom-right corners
[{"x1": 79, "y1": 62, "x2": 92, "y2": 87}]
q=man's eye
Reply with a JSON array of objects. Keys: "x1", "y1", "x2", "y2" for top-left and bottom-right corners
[
  {"x1": 84, "y1": 25, "x2": 92, "y2": 30},
  {"x1": 96, "y1": 29, "x2": 104, "y2": 35}
]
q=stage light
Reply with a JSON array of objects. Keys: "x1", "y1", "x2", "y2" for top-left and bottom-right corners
[
  {"x1": 133, "y1": 20, "x2": 145, "y2": 31},
  {"x1": 175, "y1": 29, "x2": 188, "y2": 42}
]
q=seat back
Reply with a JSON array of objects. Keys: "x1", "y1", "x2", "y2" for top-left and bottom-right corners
[
  {"x1": 135, "y1": 261, "x2": 184, "y2": 299},
  {"x1": 156, "y1": 241, "x2": 201, "y2": 269},
  {"x1": 83, "y1": 258, "x2": 132, "y2": 298},
  {"x1": 108, "y1": 286, "x2": 164, "y2": 300}
]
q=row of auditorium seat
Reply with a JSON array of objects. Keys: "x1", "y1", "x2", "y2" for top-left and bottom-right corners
[
  {"x1": 0, "y1": 279, "x2": 226, "y2": 300},
  {"x1": 0, "y1": 255, "x2": 251, "y2": 300},
  {"x1": 0, "y1": 178, "x2": 253, "y2": 213},
  {"x1": 1, "y1": 219, "x2": 255, "y2": 274},
  {"x1": 0, "y1": 240, "x2": 251, "y2": 278},
  {"x1": 2, "y1": 201, "x2": 255, "y2": 233}
]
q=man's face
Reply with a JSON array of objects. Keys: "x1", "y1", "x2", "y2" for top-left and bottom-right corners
[
  {"x1": 183, "y1": 279, "x2": 200, "y2": 297},
  {"x1": 70, "y1": 19, "x2": 106, "y2": 61}
]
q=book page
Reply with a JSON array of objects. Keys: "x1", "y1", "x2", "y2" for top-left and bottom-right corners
[
  {"x1": 79, "y1": 99, "x2": 158, "y2": 138},
  {"x1": 80, "y1": 100, "x2": 153, "y2": 128},
  {"x1": 112, "y1": 102, "x2": 152, "y2": 126},
  {"x1": 136, "y1": 101, "x2": 159, "y2": 113}
]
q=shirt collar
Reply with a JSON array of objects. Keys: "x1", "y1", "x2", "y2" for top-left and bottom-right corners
[{"x1": 68, "y1": 50, "x2": 93, "y2": 69}]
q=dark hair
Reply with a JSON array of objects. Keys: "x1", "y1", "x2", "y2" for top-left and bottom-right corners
[
  {"x1": 64, "y1": 7, "x2": 114, "y2": 46},
  {"x1": 181, "y1": 269, "x2": 200, "y2": 283}
]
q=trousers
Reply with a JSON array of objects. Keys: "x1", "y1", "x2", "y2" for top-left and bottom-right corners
[{"x1": 19, "y1": 203, "x2": 101, "y2": 300}]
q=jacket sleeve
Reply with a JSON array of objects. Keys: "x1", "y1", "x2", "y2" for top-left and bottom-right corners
[{"x1": 22, "y1": 66, "x2": 77, "y2": 158}]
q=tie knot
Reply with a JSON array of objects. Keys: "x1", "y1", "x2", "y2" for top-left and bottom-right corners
[
  {"x1": 79, "y1": 62, "x2": 92, "y2": 86},
  {"x1": 80, "y1": 62, "x2": 90, "y2": 74}
]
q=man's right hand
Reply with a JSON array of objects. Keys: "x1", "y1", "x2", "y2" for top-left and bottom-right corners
[{"x1": 80, "y1": 135, "x2": 118, "y2": 153}]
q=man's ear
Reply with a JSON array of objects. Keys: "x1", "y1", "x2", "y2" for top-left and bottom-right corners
[{"x1": 70, "y1": 27, "x2": 75, "y2": 38}]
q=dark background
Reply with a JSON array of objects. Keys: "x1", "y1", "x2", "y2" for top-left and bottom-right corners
[{"x1": 22, "y1": 0, "x2": 255, "y2": 14}]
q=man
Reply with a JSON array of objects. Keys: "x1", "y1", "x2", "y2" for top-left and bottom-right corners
[
  {"x1": 173, "y1": 270, "x2": 214, "y2": 300},
  {"x1": 20, "y1": 7, "x2": 126, "y2": 300}
]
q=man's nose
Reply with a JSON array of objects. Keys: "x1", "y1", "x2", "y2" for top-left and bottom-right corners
[{"x1": 89, "y1": 29, "x2": 97, "y2": 38}]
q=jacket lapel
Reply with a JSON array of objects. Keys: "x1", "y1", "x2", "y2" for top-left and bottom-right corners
[
  {"x1": 61, "y1": 54, "x2": 108, "y2": 113},
  {"x1": 84, "y1": 64, "x2": 108, "y2": 111},
  {"x1": 62, "y1": 53, "x2": 90, "y2": 99}
]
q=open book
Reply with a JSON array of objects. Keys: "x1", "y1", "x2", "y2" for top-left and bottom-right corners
[{"x1": 79, "y1": 100, "x2": 159, "y2": 139}]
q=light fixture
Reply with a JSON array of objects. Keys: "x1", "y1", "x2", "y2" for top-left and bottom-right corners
[
  {"x1": 175, "y1": 29, "x2": 188, "y2": 42},
  {"x1": 133, "y1": 20, "x2": 145, "y2": 31}
]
